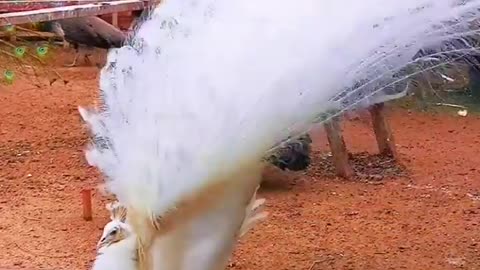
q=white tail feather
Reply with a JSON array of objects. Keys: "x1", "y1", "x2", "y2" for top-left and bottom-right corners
[
  {"x1": 239, "y1": 212, "x2": 269, "y2": 238},
  {"x1": 239, "y1": 197, "x2": 268, "y2": 238}
]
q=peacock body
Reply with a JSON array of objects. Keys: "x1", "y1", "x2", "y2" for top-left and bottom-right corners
[{"x1": 92, "y1": 190, "x2": 267, "y2": 270}]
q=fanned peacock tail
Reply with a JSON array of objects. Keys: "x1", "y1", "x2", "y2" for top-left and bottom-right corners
[{"x1": 81, "y1": 1, "x2": 480, "y2": 270}]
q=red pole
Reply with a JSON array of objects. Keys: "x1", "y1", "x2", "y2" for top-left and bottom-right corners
[{"x1": 81, "y1": 188, "x2": 93, "y2": 221}]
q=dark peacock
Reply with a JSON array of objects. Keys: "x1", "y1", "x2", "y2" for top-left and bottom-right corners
[
  {"x1": 41, "y1": 16, "x2": 126, "y2": 67},
  {"x1": 264, "y1": 133, "x2": 312, "y2": 171},
  {"x1": 411, "y1": 35, "x2": 480, "y2": 99}
]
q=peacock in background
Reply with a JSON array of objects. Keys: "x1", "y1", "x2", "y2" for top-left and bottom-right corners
[
  {"x1": 79, "y1": 1, "x2": 480, "y2": 270},
  {"x1": 264, "y1": 133, "x2": 312, "y2": 172},
  {"x1": 40, "y1": 17, "x2": 126, "y2": 67}
]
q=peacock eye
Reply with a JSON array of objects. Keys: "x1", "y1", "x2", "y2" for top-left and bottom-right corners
[{"x1": 109, "y1": 228, "x2": 118, "y2": 235}]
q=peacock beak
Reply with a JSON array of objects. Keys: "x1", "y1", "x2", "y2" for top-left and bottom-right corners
[{"x1": 97, "y1": 237, "x2": 107, "y2": 250}]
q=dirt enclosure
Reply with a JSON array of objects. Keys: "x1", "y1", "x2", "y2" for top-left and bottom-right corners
[{"x1": 1, "y1": 49, "x2": 480, "y2": 270}]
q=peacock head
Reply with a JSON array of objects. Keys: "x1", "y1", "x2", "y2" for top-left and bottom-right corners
[
  {"x1": 97, "y1": 201, "x2": 132, "y2": 251},
  {"x1": 97, "y1": 219, "x2": 134, "y2": 251}
]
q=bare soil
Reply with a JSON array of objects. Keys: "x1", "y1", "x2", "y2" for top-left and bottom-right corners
[{"x1": 1, "y1": 49, "x2": 480, "y2": 270}]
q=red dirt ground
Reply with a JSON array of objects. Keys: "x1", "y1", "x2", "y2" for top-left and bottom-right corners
[{"x1": 1, "y1": 49, "x2": 480, "y2": 270}]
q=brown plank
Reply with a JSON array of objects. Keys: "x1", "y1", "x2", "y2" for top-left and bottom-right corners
[
  {"x1": 0, "y1": 1, "x2": 103, "y2": 13},
  {"x1": 0, "y1": 0, "x2": 160, "y2": 26},
  {"x1": 369, "y1": 103, "x2": 398, "y2": 158},
  {"x1": 0, "y1": 1, "x2": 133, "y2": 15},
  {"x1": 324, "y1": 117, "x2": 354, "y2": 179}
]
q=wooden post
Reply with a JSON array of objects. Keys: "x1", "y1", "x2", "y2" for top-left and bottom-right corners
[
  {"x1": 324, "y1": 117, "x2": 354, "y2": 179},
  {"x1": 112, "y1": 12, "x2": 119, "y2": 27},
  {"x1": 81, "y1": 188, "x2": 93, "y2": 221},
  {"x1": 369, "y1": 103, "x2": 397, "y2": 158}
]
